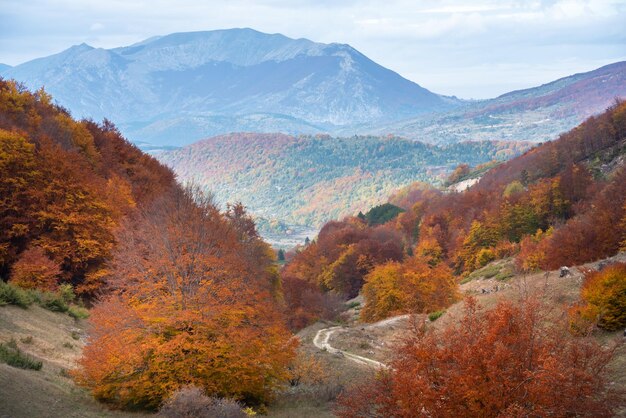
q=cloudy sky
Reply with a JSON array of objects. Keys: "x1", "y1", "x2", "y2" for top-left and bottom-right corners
[{"x1": 1, "y1": 0, "x2": 625, "y2": 98}]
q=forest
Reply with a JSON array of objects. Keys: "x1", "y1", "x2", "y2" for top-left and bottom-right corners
[
  {"x1": 0, "y1": 80, "x2": 296, "y2": 410},
  {"x1": 282, "y1": 99, "x2": 626, "y2": 326},
  {"x1": 157, "y1": 132, "x2": 531, "y2": 230}
]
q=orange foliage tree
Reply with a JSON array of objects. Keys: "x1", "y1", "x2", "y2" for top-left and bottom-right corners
[
  {"x1": 74, "y1": 187, "x2": 296, "y2": 410},
  {"x1": 361, "y1": 256, "x2": 457, "y2": 322},
  {"x1": 571, "y1": 263, "x2": 626, "y2": 332},
  {"x1": 9, "y1": 246, "x2": 61, "y2": 290},
  {"x1": 0, "y1": 80, "x2": 176, "y2": 296},
  {"x1": 337, "y1": 298, "x2": 619, "y2": 417}
]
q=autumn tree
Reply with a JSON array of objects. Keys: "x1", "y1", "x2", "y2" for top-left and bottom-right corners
[
  {"x1": 445, "y1": 163, "x2": 470, "y2": 185},
  {"x1": 0, "y1": 129, "x2": 40, "y2": 274},
  {"x1": 571, "y1": 263, "x2": 626, "y2": 332},
  {"x1": 0, "y1": 81, "x2": 176, "y2": 296},
  {"x1": 361, "y1": 256, "x2": 457, "y2": 322},
  {"x1": 9, "y1": 246, "x2": 61, "y2": 291},
  {"x1": 75, "y1": 187, "x2": 296, "y2": 410},
  {"x1": 338, "y1": 298, "x2": 620, "y2": 417}
]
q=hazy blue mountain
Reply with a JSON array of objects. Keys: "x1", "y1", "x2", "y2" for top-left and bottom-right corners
[
  {"x1": 2, "y1": 28, "x2": 459, "y2": 146},
  {"x1": 0, "y1": 64, "x2": 11, "y2": 72},
  {"x1": 372, "y1": 61, "x2": 626, "y2": 144}
]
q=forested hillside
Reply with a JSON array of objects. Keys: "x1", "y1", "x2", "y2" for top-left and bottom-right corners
[
  {"x1": 0, "y1": 80, "x2": 175, "y2": 295},
  {"x1": 282, "y1": 100, "x2": 626, "y2": 326},
  {"x1": 0, "y1": 81, "x2": 296, "y2": 411},
  {"x1": 158, "y1": 133, "x2": 530, "y2": 231}
]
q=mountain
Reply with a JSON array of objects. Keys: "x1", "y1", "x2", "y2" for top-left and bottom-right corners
[
  {"x1": 1, "y1": 29, "x2": 458, "y2": 146},
  {"x1": 0, "y1": 64, "x2": 10, "y2": 72},
  {"x1": 156, "y1": 133, "x2": 531, "y2": 240},
  {"x1": 375, "y1": 61, "x2": 626, "y2": 144}
]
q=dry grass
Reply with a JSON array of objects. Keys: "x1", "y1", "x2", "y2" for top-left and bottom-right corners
[{"x1": 0, "y1": 304, "x2": 147, "y2": 418}]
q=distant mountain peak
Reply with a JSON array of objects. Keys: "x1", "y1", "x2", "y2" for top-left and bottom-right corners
[{"x1": 3, "y1": 28, "x2": 457, "y2": 145}]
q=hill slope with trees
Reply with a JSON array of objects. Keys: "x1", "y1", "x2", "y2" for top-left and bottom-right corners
[{"x1": 158, "y1": 133, "x2": 530, "y2": 233}]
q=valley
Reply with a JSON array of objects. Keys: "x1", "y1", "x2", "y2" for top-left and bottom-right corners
[{"x1": 1, "y1": 9, "x2": 626, "y2": 417}]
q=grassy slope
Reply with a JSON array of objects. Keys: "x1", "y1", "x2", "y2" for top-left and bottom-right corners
[
  {"x1": 313, "y1": 252, "x2": 626, "y2": 416},
  {"x1": 0, "y1": 305, "x2": 146, "y2": 418}
]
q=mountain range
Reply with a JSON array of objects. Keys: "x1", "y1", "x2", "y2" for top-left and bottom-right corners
[
  {"x1": 375, "y1": 61, "x2": 626, "y2": 144},
  {"x1": 4, "y1": 28, "x2": 624, "y2": 147},
  {"x1": 1, "y1": 28, "x2": 458, "y2": 146}
]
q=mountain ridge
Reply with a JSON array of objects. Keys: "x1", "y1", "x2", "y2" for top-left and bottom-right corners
[{"x1": 1, "y1": 28, "x2": 456, "y2": 145}]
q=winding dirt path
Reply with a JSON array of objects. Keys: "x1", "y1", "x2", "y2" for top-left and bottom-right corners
[{"x1": 313, "y1": 325, "x2": 389, "y2": 369}]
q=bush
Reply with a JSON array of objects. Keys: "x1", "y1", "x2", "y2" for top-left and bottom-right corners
[
  {"x1": 68, "y1": 305, "x2": 89, "y2": 320},
  {"x1": 9, "y1": 246, "x2": 61, "y2": 291},
  {"x1": 474, "y1": 248, "x2": 495, "y2": 269},
  {"x1": 337, "y1": 298, "x2": 619, "y2": 417},
  {"x1": 576, "y1": 263, "x2": 626, "y2": 331},
  {"x1": 37, "y1": 284, "x2": 76, "y2": 313},
  {"x1": 0, "y1": 339, "x2": 42, "y2": 370},
  {"x1": 39, "y1": 292, "x2": 69, "y2": 312},
  {"x1": 0, "y1": 281, "x2": 34, "y2": 308},
  {"x1": 158, "y1": 387, "x2": 247, "y2": 418},
  {"x1": 428, "y1": 310, "x2": 445, "y2": 321}
]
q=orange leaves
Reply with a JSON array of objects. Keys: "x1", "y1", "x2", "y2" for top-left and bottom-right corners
[
  {"x1": 0, "y1": 80, "x2": 176, "y2": 296},
  {"x1": 361, "y1": 257, "x2": 458, "y2": 322},
  {"x1": 9, "y1": 246, "x2": 61, "y2": 290},
  {"x1": 338, "y1": 298, "x2": 619, "y2": 417},
  {"x1": 75, "y1": 187, "x2": 296, "y2": 409},
  {"x1": 574, "y1": 263, "x2": 626, "y2": 331}
]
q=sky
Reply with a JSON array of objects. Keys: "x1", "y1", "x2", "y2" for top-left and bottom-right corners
[{"x1": 1, "y1": 0, "x2": 625, "y2": 99}]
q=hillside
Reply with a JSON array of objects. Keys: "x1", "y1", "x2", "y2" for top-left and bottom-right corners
[
  {"x1": 157, "y1": 133, "x2": 531, "y2": 237},
  {"x1": 280, "y1": 100, "x2": 626, "y2": 328},
  {"x1": 375, "y1": 61, "x2": 626, "y2": 144},
  {"x1": 0, "y1": 305, "x2": 145, "y2": 418},
  {"x1": 1, "y1": 28, "x2": 458, "y2": 146},
  {"x1": 296, "y1": 253, "x2": 626, "y2": 417}
]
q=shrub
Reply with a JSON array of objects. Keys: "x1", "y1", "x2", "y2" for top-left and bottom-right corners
[
  {"x1": 9, "y1": 247, "x2": 61, "y2": 291},
  {"x1": 474, "y1": 248, "x2": 495, "y2": 269},
  {"x1": 337, "y1": 298, "x2": 619, "y2": 417},
  {"x1": 361, "y1": 258, "x2": 458, "y2": 322},
  {"x1": 39, "y1": 292, "x2": 69, "y2": 312},
  {"x1": 158, "y1": 387, "x2": 247, "y2": 418},
  {"x1": 428, "y1": 310, "x2": 445, "y2": 321},
  {"x1": 576, "y1": 263, "x2": 626, "y2": 331},
  {"x1": 0, "y1": 281, "x2": 34, "y2": 308},
  {"x1": 68, "y1": 305, "x2": 89, "y2": 320},
  {"x1": 37, "y1": 284, "x2": 75, "y2": 313},
  {"x1": 0, "y1": 339, "x2": 42, "y2": 370}
]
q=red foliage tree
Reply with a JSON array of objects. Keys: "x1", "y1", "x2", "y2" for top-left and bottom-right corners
[{"x1": 337, "y1": 298, "x2": 620, "y2": 417}]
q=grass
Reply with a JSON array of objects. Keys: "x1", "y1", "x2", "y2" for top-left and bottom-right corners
[
  {"x1": 68, "y1": 305, "x2": 90, "y2": 319},
  {"x1": 0, "y1": 281, "x2": 34, "y2": 308},
  {"x1": 428, "y1": 310, "x2": 445, "y2": 321},
  {"x1": 0, "y1": 339, "x2": 43, "y2": 370},
  {"x1": 0, "y1": 281, "x2": 89, "y2": 319},
  {"x1": 346, "y1": 301, "x2": 361, "y2": 310},
  {"x1": 20, "y1": 336, "x2": 34, "y2": 345},
  {"x1": 462, "y1": 259, "x2": 515, "y2": 284}
]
